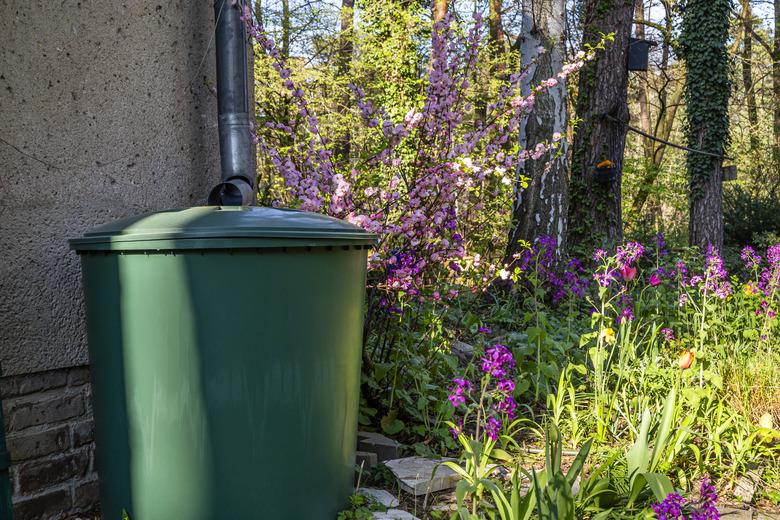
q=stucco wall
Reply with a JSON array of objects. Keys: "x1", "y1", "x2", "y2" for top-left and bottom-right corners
[{"x1": 0, "y1": 1, "x2": 220, "y2": 375}]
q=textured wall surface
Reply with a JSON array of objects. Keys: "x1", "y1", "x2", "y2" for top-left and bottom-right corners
[
  {"x1": 0, "y1": 1, "x2": 220, "y2": 375},
  {"x1": 2, "y1": 366, "x2": 99, "y2": 520}
]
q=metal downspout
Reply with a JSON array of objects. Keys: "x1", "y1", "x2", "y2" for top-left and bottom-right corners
[{"x1": 208, "y1": 0, "x2": 257, "y2": 206}]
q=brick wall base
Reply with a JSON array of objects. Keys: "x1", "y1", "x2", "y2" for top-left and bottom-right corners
[{"x1": 1, "y1": 366, "x2": 100, "y2": 520}]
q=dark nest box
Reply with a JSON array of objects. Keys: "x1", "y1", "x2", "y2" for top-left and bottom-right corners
[{"x1": 628, "y1": 37, "x2": 657, "y2": 71}]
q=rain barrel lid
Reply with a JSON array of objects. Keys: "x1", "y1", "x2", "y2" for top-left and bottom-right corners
[{"x1": 69, "y1": 206, "x2": 379, "y2": 252}]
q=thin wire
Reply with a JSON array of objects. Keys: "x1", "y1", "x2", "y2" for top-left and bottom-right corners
[{"x1": 603, "y1": 113, "x2": 733, "y2": 161}]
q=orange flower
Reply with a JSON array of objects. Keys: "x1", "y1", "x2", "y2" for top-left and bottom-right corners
[
  {"x1": 678, "y1": 350, "x2": 694, "y2": 370},
  {"x1": 596, "y1": 159, "x2": 613, "y2": 168}
]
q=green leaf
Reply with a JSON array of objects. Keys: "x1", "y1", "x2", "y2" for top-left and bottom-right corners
[
  {"x1": 642, "y1": 473, "x2": 675, "y2": 502},
  {"x1": 380, "y1": 411, "x2": 404, "y2": 435},
  {"x1": 649, "y1": 388, "x2": 677, "y2": 472}
]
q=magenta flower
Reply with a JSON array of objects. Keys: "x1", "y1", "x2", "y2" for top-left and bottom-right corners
[
  {"x1": 480, "y1": 344, "x2": 515, "y2": 378},
  {"x1": 620, "y1": 266, "x2": 637, "y2": 281},
  {"x1": 448, "y1": 378, "x2": 473, "y2": 408},
  {"x1": 649, "y1": 272, "x2": 662, "y2": 287}
]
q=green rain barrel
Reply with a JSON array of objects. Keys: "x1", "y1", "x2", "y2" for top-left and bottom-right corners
[{"x1": 69, "y1": 206, "x2": 377, "y2": 520}]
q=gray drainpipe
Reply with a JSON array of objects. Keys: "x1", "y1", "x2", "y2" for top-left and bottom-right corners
[{"x1": 208, "y1": 0, "x2": 257, "y2": 206}]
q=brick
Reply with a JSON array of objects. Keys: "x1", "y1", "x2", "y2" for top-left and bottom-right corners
[
  {"x1": 356, "y1": 450, "x2": 378, "y2": 469},
  {"x1": 1, "y1": 376, "x2": 19, "y2": 399},
  {"x1": 73, "y1": 479, "x2": 100, "y2": 511},
  {"x1": 9, "y1": 393, "x2": 85, "y2": 431},
  {"x1": 13, "y1": 487, "x2": 71, "y2": 520},
  {"x1": 17, "y1": 371, "x2": 67, "y2": 396},
  {"x1": 357, "y1": 431, "x2": 401, "y2": 461},
  {"x1": 7, "y1": 426, "x2": 69, "y2": 462},
  {"x1": 17, "y1": 451, "x2": 90, "y2": 495},
  {"x1": 72, "y1": 420, "x2": 95, "y2": 448},
  {"x1": 68, "y1": 367, "x2": 91, "y2": 387}
]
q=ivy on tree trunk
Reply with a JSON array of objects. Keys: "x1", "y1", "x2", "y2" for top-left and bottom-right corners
[{"x1": 679, "y1": 0, "x2": 731, "y2": 251}]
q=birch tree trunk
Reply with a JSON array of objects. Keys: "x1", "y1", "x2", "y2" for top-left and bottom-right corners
[
  {"x1": 507, "y1": 0, "x2": 569, "y2": 257},
  {"x1": 567, "y1": 0, "x2": 637, "y2": 251}
]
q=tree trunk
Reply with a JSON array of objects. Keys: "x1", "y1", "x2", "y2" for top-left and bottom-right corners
[
  {"x1": 281, "y1": 0, "x2": 290, "y2": 59},
  {"x1": 567, "y1": 0, "x2": 637, "y2": 251},
  {"x1": 335, "y1": 0, "x2": 355, "y2": 159},
  {"x1": 507, "y1": 0, "x2": 569, "y2": 256},
  {"x1": 433, "y1": 0, "x2": 447, "y2": 23},
  {"x1": 681, "y1": 0, "x2": 731, "y2": 251},
  {"x1": 634, "y1": 0, "x2": 653, "y2": 160},
  {"x1": 689, "y1": 160, "x2": 724, "y2": 250},
  {"x1": 742, "y1": 0, "x2": 758, "y2": 148},
  {"x1": 774, "y1": 0, "x2": 780, "y2": 165},
  {"x1": 488, "y1": 0, "x2": 506, "y2": 72}
]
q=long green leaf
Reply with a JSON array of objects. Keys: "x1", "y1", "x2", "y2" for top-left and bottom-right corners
[{"x1": 650, "y1": 388, "x2": 677, "y2": 472}]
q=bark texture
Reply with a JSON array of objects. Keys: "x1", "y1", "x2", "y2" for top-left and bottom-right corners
[
  {"x1": 567, "y1": 0, "x2": 637, "y2": 251},
  {"x1": 681, "y1": 0, "x2": 731, "y2": 251},
  {"x1": 689, "y1": 160, "x2": 724, "y2": 251},
  {"x1": 335, "y1": 0, "x2": 355, "y2": 159},
  {"x1": 774, "y1": 0, "x2": 780, "y2": 165},
  {"x1": 508, "y1": 0, "x2": 569, "y2": 256},
  {"x1": 742, "y1": 0, "x2": 758, "y2": 148},
  {"x1": 433, "y1": 0, "x2": 447, "y2": 23}
]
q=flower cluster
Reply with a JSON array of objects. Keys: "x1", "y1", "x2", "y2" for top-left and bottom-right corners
[
  {"x1": 651, "y1": 477, "x2": 719, "y2": 520},
  {"x1": 615, "y1": 241, "x2": 645, "y2": 269},
  {"x1": 245, "y1": 5, "x2": 593, "y2": 303},
  {"x1": 449, "y1": 343, "x2": 518, "y2": 441},
  {"x1": 702, "y1": 246, "x2": 732, "y2": 299},
  {"x1": 508, "y1": 236, "x2": 589, "y2": 301}
]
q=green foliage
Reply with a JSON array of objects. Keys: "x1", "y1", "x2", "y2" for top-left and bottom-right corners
[
  {"x1": 724, "y1": 185, "x2": 780, "y2": 247},
  {"x1": 336, "y1": 494, "x2": 386, "y2": 520}
]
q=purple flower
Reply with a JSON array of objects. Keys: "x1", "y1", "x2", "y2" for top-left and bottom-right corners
[
  {"x1": 478, "y1": 326, "x2": 493, "y2": 335},
  {"x1": 593, "y1": 272, "x2": 612, "y2": 287},
  {"x1": 449, "y1": 420, "x2": 463, "y2": 439},
  {"x1": 616, "y1": 306, "x2": 635, "y2": 324},
  {"x1": 496, "y1": 379, "x2": 515, "y2": 393},
  {"x1": 480, "y1": 344, "x2": 515, "y2": 378},
  {"x1": 661, "y1": 327, "x2": 675, "y2": 342},
  {"x1": 485, "y1": 417, "x2": 502, "y2": 441},
  {"x1": 494, "y1": 395, "x2": 517, "y2": 419},
  {"x1": 593, "y1": 248, "x2": 607, "y2": 261},
  {"x1": 652, "y1": 493, "x2": 686, "y2": 520},
  {"x1": 448, "y1": 378, "x2": 472, "y2": 408},
  {"x1": 704, "y1": 246, "x2": 732, "y2": 299},
  {"x1": 615, "y1": 241, "x2": 645, "y2": 269},
  {"x1": 741, "y1": 245, "x2": 762, "y2": 270},
  {"x1": 656, "y1": 231, "x2": 669, "y2": 256}
]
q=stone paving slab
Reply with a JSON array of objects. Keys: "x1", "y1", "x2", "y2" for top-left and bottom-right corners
[
  {"x1": 372, "y1": 509, "x2": 421, "y2": 520},
  {"x1": 385, "y1": 456, "x2": 460, "y2": 496},
  {"x1": 359, "y1": 487, "x2": 400, "y2": 508},
  {"x1": 358, "y1": 431, "x2": 402, "y2": 461}
]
